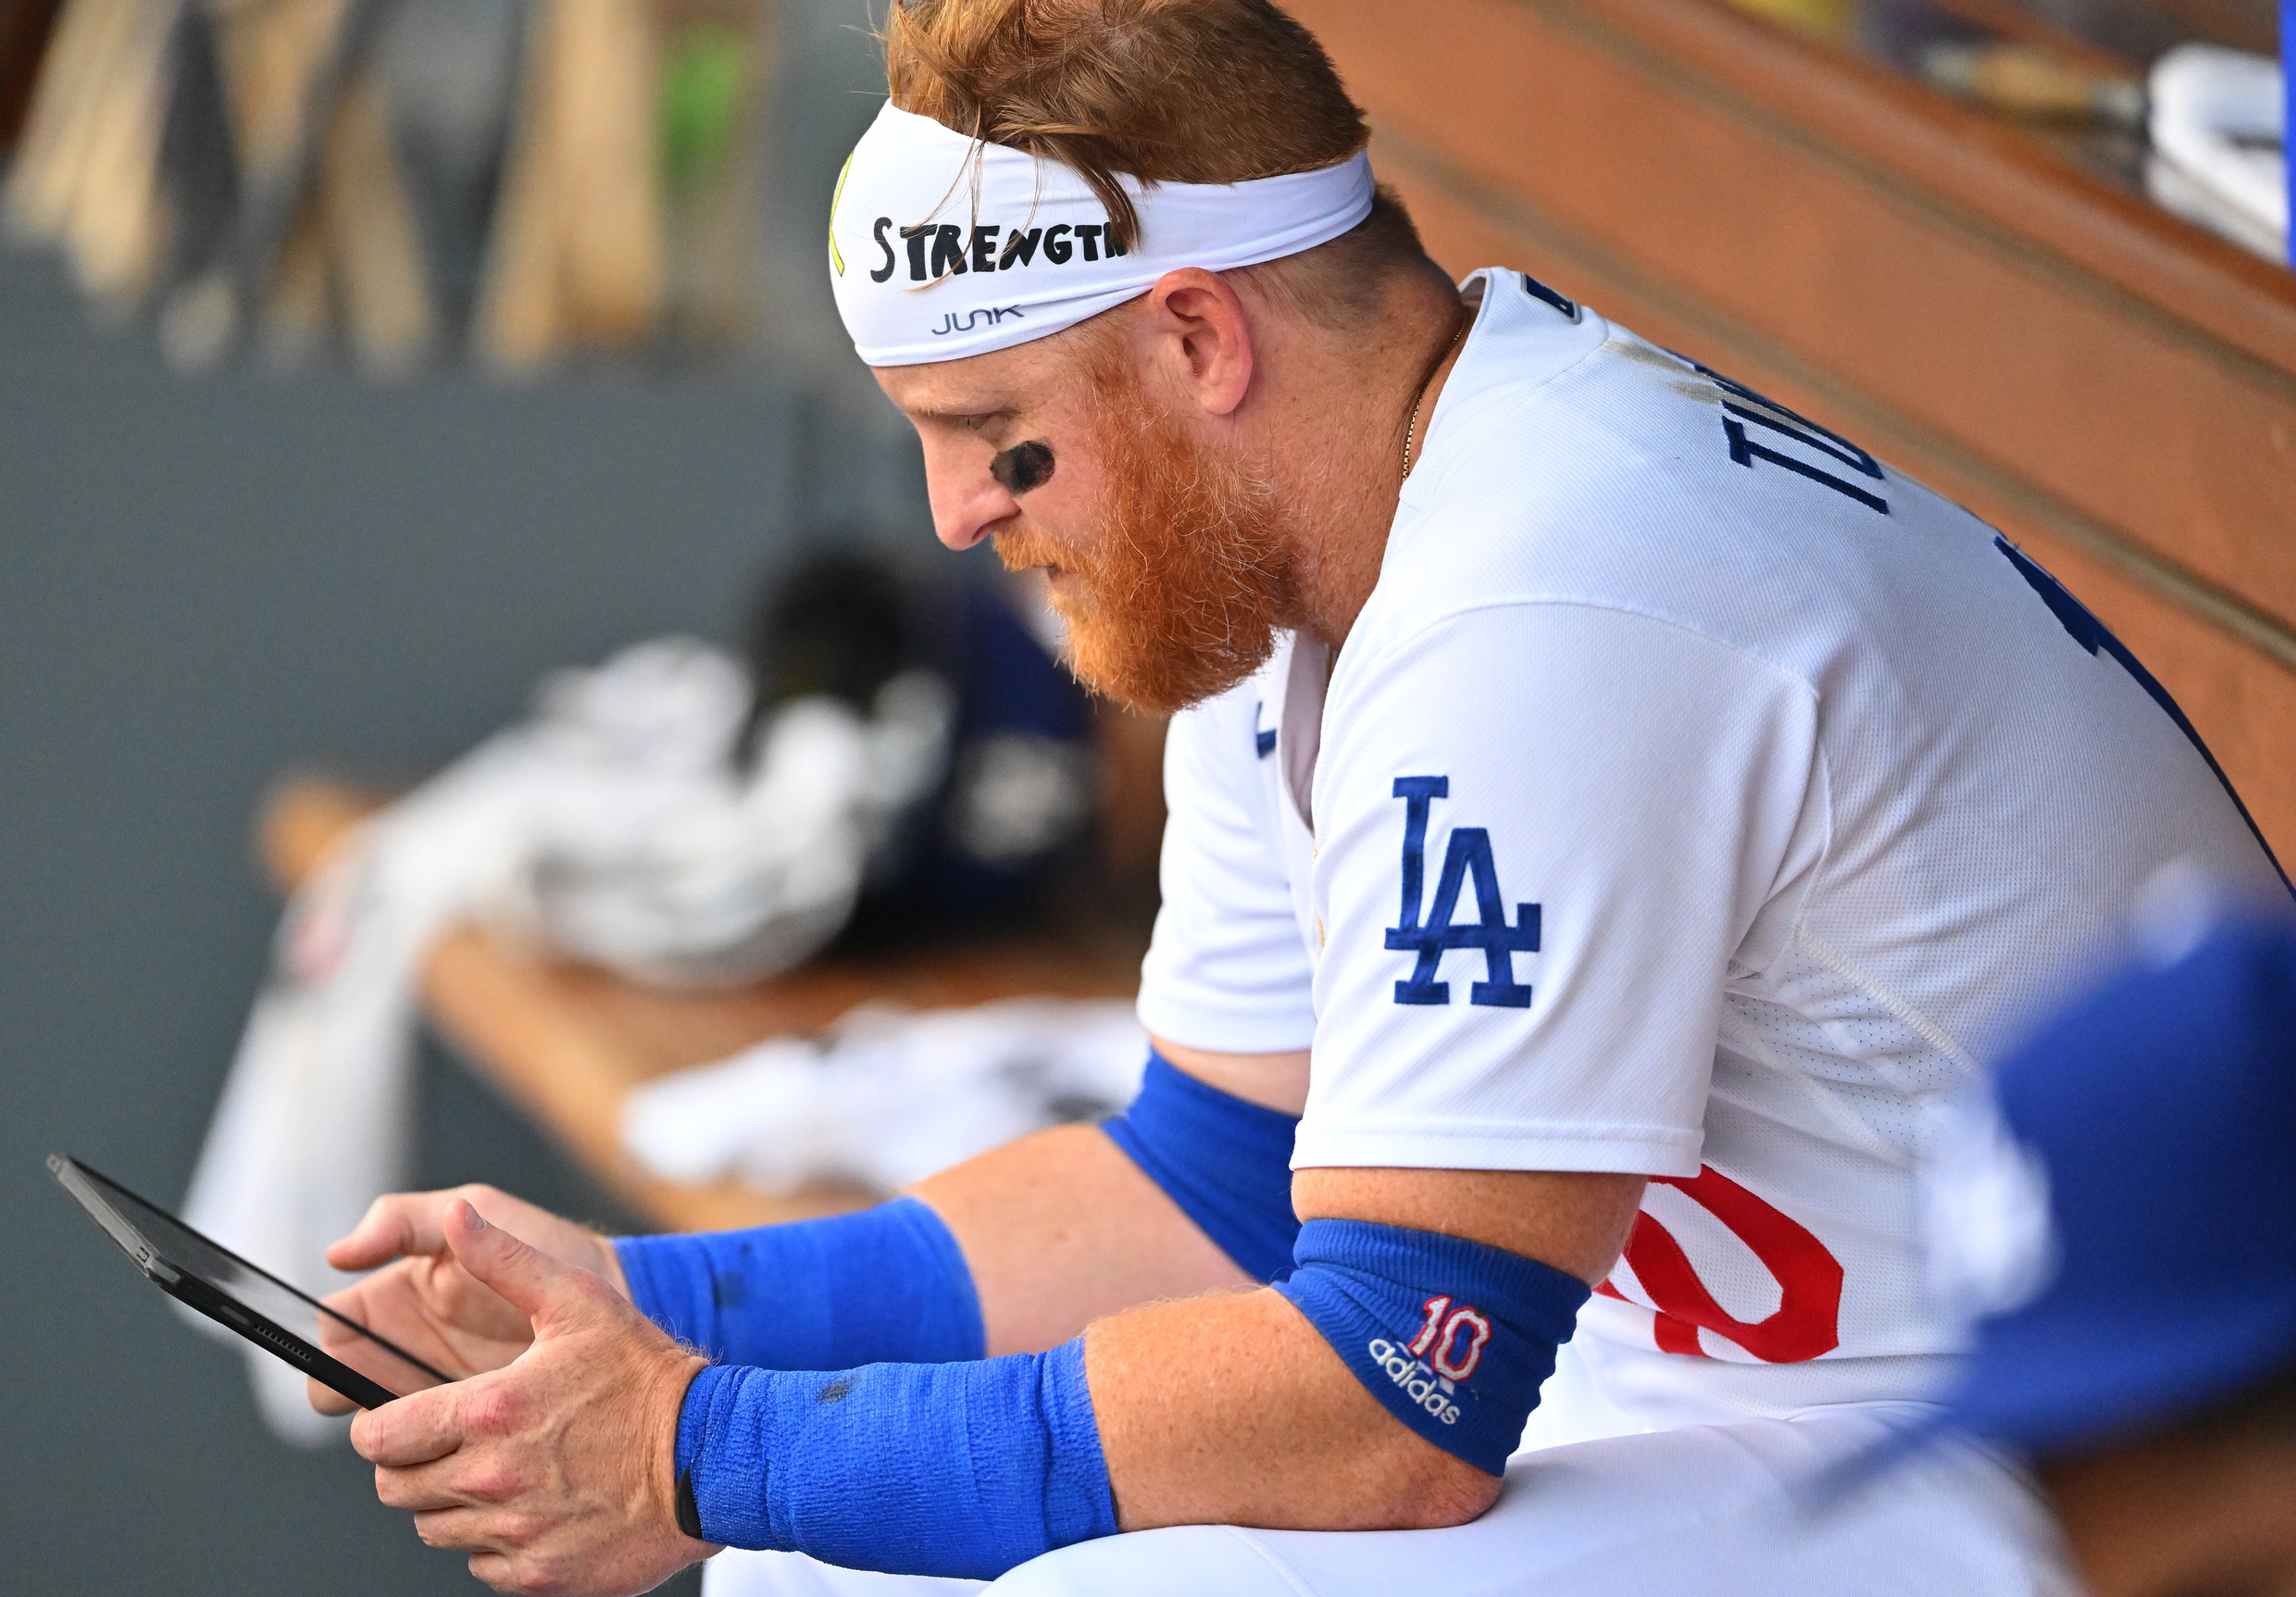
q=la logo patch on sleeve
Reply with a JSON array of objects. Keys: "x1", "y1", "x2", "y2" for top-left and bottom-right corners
[{"x1": 1384, "y1": 777, "x2": 1541, "y2": 1008}]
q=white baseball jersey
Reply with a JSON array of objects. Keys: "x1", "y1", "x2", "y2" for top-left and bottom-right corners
[{"x1": 1137, "y1": 268, "x2": 2285, "y2": 1423}]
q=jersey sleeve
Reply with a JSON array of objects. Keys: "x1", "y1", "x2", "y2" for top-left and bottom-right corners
[
  {"x1": 1136, "y1": 680, "x2": 1319, "y2": 1054},
  {"x1": 1294, "y1": 603, "x2": 1824, "y2": 1177}
]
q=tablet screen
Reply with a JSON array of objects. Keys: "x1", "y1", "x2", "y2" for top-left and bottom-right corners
[{"x1": 60, "y1": 1159, "x2": 451, "y2": 1402}]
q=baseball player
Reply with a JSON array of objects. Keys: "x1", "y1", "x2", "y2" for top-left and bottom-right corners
[{"x1": 308, "y1": 4, "x2": 2289, "y2": 1595}]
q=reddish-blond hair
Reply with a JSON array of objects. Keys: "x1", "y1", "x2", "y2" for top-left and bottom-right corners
[{"x1": 882, "y1": 0, "x2": 1435, "y2": 323}]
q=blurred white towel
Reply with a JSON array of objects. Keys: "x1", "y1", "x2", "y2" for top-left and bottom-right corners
[
  {"x1": 182, "y1": 639, "x2": 949, "y2": 1442},
  {"x1": 2145, "y1": 44, "x2": 2288, "y2": 262},
  {"x1": 622, "y1": 998, "x2": 1146, "y2": 1196}
]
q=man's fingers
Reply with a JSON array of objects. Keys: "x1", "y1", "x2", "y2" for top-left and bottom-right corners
[
  {"x1": 442, "y1": 1200, "x2": 594, "y2": 1331},
  {"x1": 465, "y1": 1549, "x2": 519, "y2": 1591},
  {"x1": 306, "y1": 1375, "x2": 356, "y2": 1416},
  {"x1": 352, "y1": 1386, "x2": 464, "y2": 1468},
  {"x1": 379, "y1": 1462, "x2": 476, "y2": 1514},
  {"x1": 410, "y1": 1504, "x2": 508, "y2": 1554},
  {"x1": 379, "y1": 1450, "x2": 531, "y2": 1512},
  {"x1": 328, "y1": 1192, "x2": 454, "y2": 1271}
]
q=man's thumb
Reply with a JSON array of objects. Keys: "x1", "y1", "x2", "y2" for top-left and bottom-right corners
[{"x1": 443, "y1": 1200, "x2": 590, "y2": 1331}]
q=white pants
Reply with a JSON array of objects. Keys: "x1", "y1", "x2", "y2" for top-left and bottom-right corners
[{"x1": 699, "y1": 1350, "x2": 2072, "y2": 1597}]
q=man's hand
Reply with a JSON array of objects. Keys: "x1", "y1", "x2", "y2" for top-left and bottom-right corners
[
  {"x1": 309, "y1": 1185, "x2": 628, "y2": 1416},
  {"x1": 354, "y1": 1200, "x2": 715, "y2": 1597}
]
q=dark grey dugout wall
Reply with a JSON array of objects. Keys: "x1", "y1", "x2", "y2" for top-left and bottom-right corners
[{"x1": 0, "y1": 11, "x2": 920, "y2": 1588}]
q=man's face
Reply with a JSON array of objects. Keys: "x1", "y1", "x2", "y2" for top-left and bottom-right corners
[
  {"x1": 2040, "y1": 1429, "x2": 2296, "y2": 1597},
  {"x1": 874, "y1": 318, "x2": 1293, "y2": 714}
]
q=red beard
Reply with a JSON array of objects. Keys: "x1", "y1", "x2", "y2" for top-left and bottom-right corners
[{"x1": 994, "y1": 345, "x2": 1292, "y2": 715}]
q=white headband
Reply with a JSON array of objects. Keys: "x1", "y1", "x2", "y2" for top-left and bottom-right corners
[{"x1": 829, "y1": 102, "x2": 1376, "y2": 367}]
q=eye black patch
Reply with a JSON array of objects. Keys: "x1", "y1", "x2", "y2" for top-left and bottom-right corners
[{"x1": 991, "y1": 439, "x2": 1055, "y2": 495}]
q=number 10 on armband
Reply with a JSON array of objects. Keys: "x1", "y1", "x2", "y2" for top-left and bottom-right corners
[{"x1": 1408, "y1": 1293, "x2": 1492, "y2": 1381}]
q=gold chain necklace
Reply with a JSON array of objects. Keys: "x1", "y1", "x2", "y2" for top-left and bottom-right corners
[{"x1": 1402, "y1": 315, "x2": 1471, "y2": 480}]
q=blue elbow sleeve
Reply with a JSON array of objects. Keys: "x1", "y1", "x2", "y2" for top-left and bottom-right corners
[
  {"x1": 1275, "y1": 1217, "x2": 1590, "y2": 1476},
  {"x1": 1101, "y1": 1050, "x2": 1301, "y2": 1282},
  {"x1": 674, "y1": 1340, "x2": 1116, "y2": 1578},
  {"x1": 615, "y1": 1196, "x2": 984, "y2": 1368}
]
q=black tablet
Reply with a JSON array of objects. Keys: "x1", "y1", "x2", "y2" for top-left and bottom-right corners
[{"x1": 48, "y1": 1154, "x2": 452, "y2": 1410}]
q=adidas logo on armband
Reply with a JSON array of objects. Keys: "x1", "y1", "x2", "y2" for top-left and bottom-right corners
[{"x1": 1366, "y1": 1339, "x2": 1463, "y2": 1425}]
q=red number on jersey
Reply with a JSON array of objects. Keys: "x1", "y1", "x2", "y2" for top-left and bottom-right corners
[{"x1": 1594, "y1": 1166, "x2": 1843, "y2": 1362}]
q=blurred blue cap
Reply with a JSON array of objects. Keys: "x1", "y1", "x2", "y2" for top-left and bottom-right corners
[{"x1": 1933, "y1": 910, "x2": 2296, "y2": 1458}]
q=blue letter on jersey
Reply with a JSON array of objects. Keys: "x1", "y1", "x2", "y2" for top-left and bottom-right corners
[
  {"x1": 1687, "y1": 359, "x2": 1889, "y2": 517},
  {"x1": 1385, "y1": 777, "x2": 1541, "y2": 1008}
]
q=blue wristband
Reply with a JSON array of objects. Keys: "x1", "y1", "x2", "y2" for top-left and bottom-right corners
[
  {"x1": 1274, "y1": 1217, "x2": 1590, "y2": 1476},
  {"x1": 616, "y1": 1196, "x2": 984, "y2": 1368},
  {"x1": 674, "y1": 1340, "x2": 1116, "y2": 1578},
  {"x1": 1101, "y1": 1050, "x2": 1301, "y2": 1281}
]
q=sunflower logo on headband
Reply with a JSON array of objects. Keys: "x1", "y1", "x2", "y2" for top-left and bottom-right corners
[{"x1": 829, "y1": 153, "x2": 855, "y2": 277}]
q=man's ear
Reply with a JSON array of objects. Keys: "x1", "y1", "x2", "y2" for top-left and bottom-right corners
[{"x1": 1141, "y1": 268, "x2": 1254, "y2": 418}]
